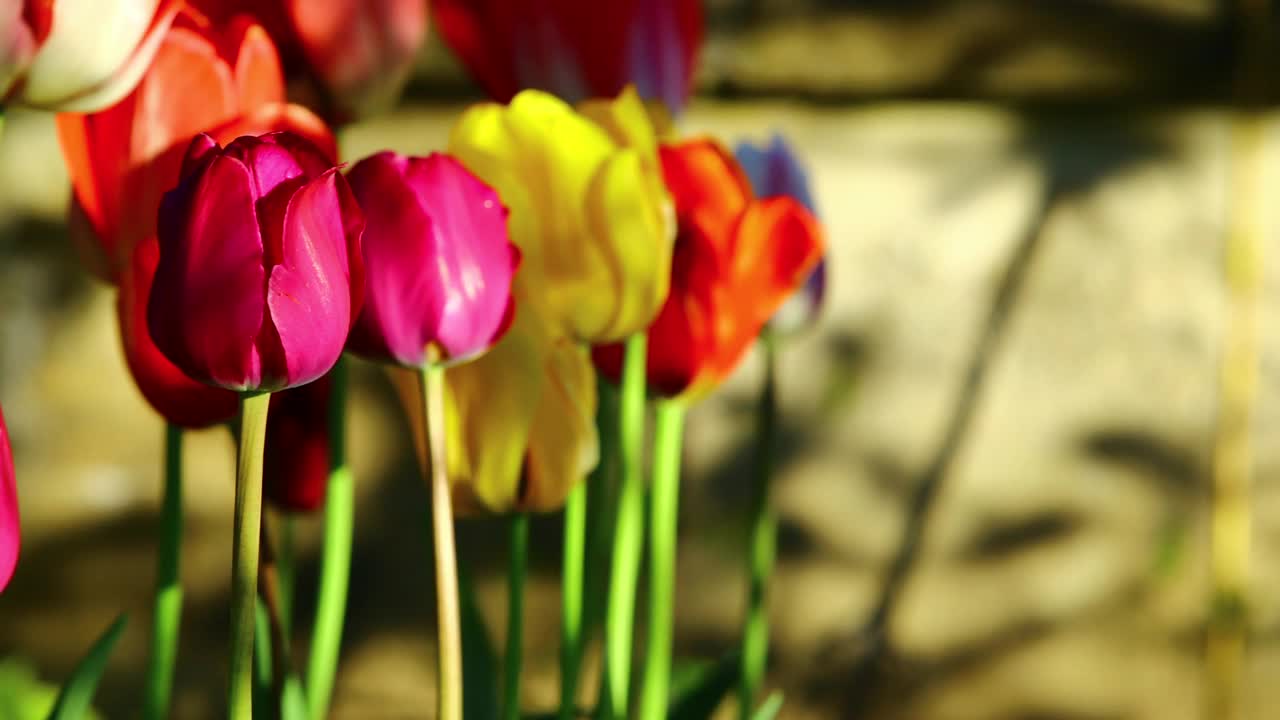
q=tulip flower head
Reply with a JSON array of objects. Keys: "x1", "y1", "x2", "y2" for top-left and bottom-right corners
[
  {"x1": 347, "y1": 152, "x2": 519, "y2": 368},
  {"x1": 735, "y1": 134, "x2": 826, "y2": 333},
  {"x1": 1, "y1": 0, "x2": 182, "y2": 111},
  {"x1": 149, "y1": 131, "x2": 365, "y2": 393},
  {"x1": 449, "y1": 88, "x2": 673, "y2": 345},
  {"x1": 594, "y1": 139, "x2": 825, "y2": 401},
  {"x1": 0, "y1": 404, "x2": 16, "y2": 592},
  {"x1": 436, "y1": 0, "x2": 702, "y2": 113}
]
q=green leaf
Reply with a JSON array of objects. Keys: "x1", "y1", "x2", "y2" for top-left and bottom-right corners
[
  {"x1": 666, "y1": 650, "x2": 740, "y2": 720},
  {"x1": 280, "y1": 674, "x2": 309, "y2": 720},
  {"x1": 45, "y1": 614, "x2": 127, "y2": 720},
  {"x1": 459, "y1": 565, "x2": 500, "y2": 720},
  {"x1": 750, "y1": 692, "x2": 783, "y2": 720}
]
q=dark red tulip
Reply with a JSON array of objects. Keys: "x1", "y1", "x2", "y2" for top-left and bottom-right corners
[
  {"x1": 263, "y1": 375, "x2": 331, "y2": 512},
  {"x1": 149, "y1": 132, "x2": 365, "y2": 393},
  {"x1": 435, "y1": 0, "x2": 702, "y2": 112}
]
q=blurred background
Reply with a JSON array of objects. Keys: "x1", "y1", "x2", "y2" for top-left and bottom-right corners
[{"x1": 3, "y1": 0, "x2": 1280, "y2": 717}]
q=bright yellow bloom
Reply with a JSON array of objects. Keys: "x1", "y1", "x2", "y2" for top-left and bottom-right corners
[
  {"x1": 448, "y1": 87, "x2": 673, "y2": 344},
  {"x1": 395, "y1": 88, "x2": 671, "y2": 514}
]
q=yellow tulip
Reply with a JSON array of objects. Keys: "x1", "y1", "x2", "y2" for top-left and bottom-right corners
[
  {"x1": 388, "y1": 306, "x2": 598, "y2": 514},
  {"x1": 448, "y1": 87, "x2": 674, "y2": 345}
]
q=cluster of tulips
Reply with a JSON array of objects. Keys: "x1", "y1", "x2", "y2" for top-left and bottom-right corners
[{"x1": 0, "y1": 1, "x2": 827, "y2": 719}]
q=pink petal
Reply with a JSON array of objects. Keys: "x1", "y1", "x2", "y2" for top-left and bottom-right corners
[
  {"x1": 150, "y1": 153, "x2": 266, "y2": 390},
  {"x1": 346, "y1": 151, "x2": 439, "y2": 366},
  {"x1": 0, "y1": 405, "x2": 18, "y2": 592},
  {"x1": 265, "y1": 169, "x2": 358, "y2": 388},
  {"x1": 403, "y1": 154, "x2": 515, "y2": 362}
]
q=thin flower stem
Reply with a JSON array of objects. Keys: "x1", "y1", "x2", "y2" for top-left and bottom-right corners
[
  {"x1": 603, "y1": 334, "x2": 648, "y2": 719},
  {"x1": 504, "y1": 513, "x2": 529, "y2": 720},
  {"x1": 740, "y1": 334, "x2": 779, "y2": 718},
  {"x1": 230, "y1": 392, "x2": 271, "y2": 720},
  {"x1": 638, "y1": 400, "x2": 686, "y2": 720},
  {"x1": 306, "y1": 358, "x2": 355, "y2": 720},
  {"x1": 420, "y1": 363, "x2": 463, "y2": 720},
  {"x1": 143, "y1": 424, "x2": 184, "y2": 720},
  {"x1": 559, "y1": 482, "x2": 587, "y2": 720}
]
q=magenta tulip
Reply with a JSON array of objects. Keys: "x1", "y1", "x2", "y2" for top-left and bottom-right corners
[
  {"x1": 346, "y1": 151, "x2": 518, "y2": 367},
  {"x1": 0, "y1": 404, "x2": 17, "y2": 592},
  {"x1": 149, "y1": 131, "x2": 365, "y2": 392}
]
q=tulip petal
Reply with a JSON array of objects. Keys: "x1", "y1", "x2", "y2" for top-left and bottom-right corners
[
  {"x1": 403, "y1": 154, "x2": 516, "y2": 362},
  {"x1": 0, "y1": 405, "x2": 18, "y2": 592},
  {"x1": 29, "y1": 0, "x2": 183, "y2": 112},
  {"x1": 121, "y1": 235, "x2": 240, "y2": 427},
  {"x1": 346, "y1": 152, "x2": 438, "y2": 367},
  {"x1": 523, "y1": 334, "x2": 598, "y2": 511},
  {"x1": 582, "y1": 148, "x2": 672, "y2": 342},
  {"x1": 266, "y1": 170, "x2": 360, "y2": 388},
  {"x1": 443, "y1": 309, "x2": 544, "y2": 511},
  {"x1": 151, "y1": 153, "x2": 267, "y2": 391},
  {"x1": 659, "y1": 139, "x2": 752, "y2": 258}
]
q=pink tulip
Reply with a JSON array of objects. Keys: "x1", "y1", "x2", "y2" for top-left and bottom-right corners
[
  {"x1": 149, "y1": 131, "x2": 365, "y2": 392},
  {"x1": 0, "y1": 404, "x2": 17, "y2": 592},
  {"x1": 346, "y1": 152, "x2": 518, "y2": 367}
]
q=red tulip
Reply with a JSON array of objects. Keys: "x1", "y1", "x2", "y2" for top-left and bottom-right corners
[
  {"x1": 189, "y1": 0, "x2": 428, "y2": 120},
  {"x1": 263, "y1": 375, "x2": 331, "y2": 512},
  {"x1": 435, "y1": 0, "x2": 702, "y2": 112},
  {"x1": 0, "y1": 404, "x2": 17, "y2": 592},
  {"x1": 149, "y1": 132, "x2": 365, "y2": 393},
  {"x1": 1, "y1": 0, "x2": 182, "y2": 111},
  {"x1": 57, "y1": 5, "x2": 335, "y2": 283},
  {"x1": 121, "y1": 235, "x2": 241, "y2": 427},
  {"x1": 593, "y1": 139, "x2": 824, "y2": 401},
  {"x1": 346, "y1": 152, "x2": 519, "y2": 368}
]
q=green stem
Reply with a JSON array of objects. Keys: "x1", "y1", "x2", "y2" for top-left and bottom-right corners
[
  {"x1": 230, "y1": 392, "x2": 271, "y2": 720},
  {"x1": 638, "y1": 400, "x2": 686, "y2": 720},
  {"x1": 143, "y1": 424, "x2": 184, "y2": 720},
  {"x1": 603, "y1": 334, "x2": 649, "y2": 719},
  {"x1": 306, "y1": 358, "x2": 355, "y2": 720},
  {"x1": 740, "y1": 335, "x2": 779, "y2": 718},
  {"x1": 420, "y1": 363, "x2": 463, "y2": 720},
  {"x1": 559, "y1": 482, "x2": 587, "y2": 720},
  {"x1": 504, "y1": 513, "x2": 529, "y2": 720}
]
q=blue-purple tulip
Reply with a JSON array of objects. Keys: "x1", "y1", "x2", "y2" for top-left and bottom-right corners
[
  {"x1": 149, "y1": 131, "x2": 366, "y2": 392},
  {"x1": 735, "y1": 134, "x2": 826, "y2": 333},
  {"x1": 346, "y1": 151, "x2": 519, "y2": 368}
]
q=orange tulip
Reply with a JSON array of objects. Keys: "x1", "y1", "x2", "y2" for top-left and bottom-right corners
[{"x1": 594, "y1": 139, "x2": 824, "y2": 402}]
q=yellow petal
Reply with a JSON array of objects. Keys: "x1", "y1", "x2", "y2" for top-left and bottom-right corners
[
  {"x1": 578, "y1": 86, "x2": 658, "y2": 159},
  {"x1": 522, "y1": 335, "x2": 598, "y2": 511}
]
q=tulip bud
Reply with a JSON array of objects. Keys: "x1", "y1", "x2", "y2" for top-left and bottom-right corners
[
  {"x1": 0, "y1": 404, "x2": 17, "y2": 592},
  {"x1": 735, "y1": 134, "x2": 826, "y2": 334},
  {"x1": 593, "y1": 139, "x2": 825, "y2": 401},
  {"x1": 149, "y1": 132, "x2": 365, "y2": 393},
  {"x1": 346, "y1": 152, "x2": 518, "y2": 368},
  {"x1": 263, "y1": 374, "x2": 331, "y2": 512},
  {"x1": 2, "y1": 0, "x2": 182, "y2": 111}
]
